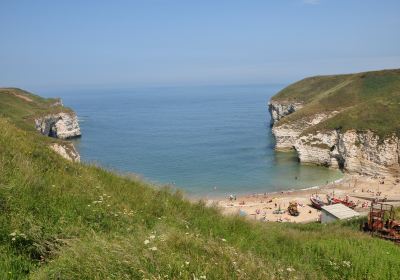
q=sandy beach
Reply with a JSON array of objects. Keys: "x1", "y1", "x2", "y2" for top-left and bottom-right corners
[{"x1": 207, "y1": 174, "x2": 400, "y2": 223}]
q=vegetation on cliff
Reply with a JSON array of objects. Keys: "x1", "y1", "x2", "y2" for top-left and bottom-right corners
[
  {"x1": 1, "y1": 89, "x2": 400, "y2": 279},
  {"x1": 0, "y1": 88, "x2": 71, "y2": 132},
  {"x1": 271, "y1": 69, "x2": 400, "y2": 138}
]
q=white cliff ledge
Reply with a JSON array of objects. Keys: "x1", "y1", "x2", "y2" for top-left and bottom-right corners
[
  {"x1": 35, "y1": 110, "x2": 81, "y2": 162},
  {"x1": 268, "y1": 101, "x2": 400, "y2": 177},
  {"x1": 35, "y1": 112, "x2": 81, "y2": 140},
  {"x1": 50, "y1": 142, "x2": 81, "y2": 162},
  {"x1": 34, "y1": 103, "x2": 82, "y2": 162}
]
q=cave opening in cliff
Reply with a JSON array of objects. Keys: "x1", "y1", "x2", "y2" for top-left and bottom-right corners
[
  {"x1": 337, "y1": 157, "x2": 345, "y2": 170},
  {"x1": 49, "y1": 123, "x2": 57, "y2": 138}
]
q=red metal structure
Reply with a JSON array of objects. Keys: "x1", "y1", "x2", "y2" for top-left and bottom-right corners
[{"x1": 362, "y1": 203, "x2": 400, "y2": 243}]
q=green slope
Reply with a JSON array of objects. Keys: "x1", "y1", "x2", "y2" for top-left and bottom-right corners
[
  {"x1": 0, "y1": 88, "x2": 70, "y2": 132},
  {"x1": 1, "y1": 89, "x2": 400, "y2": 279},
  {"x1": 272, "y1": 69, "x2": 400, "y2": 138}
]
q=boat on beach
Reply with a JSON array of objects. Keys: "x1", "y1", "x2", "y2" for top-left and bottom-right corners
[
  {"x1": 331, "y1": 197, "x2": 357, "y2": 209},
  {"x1": 310, "y1": 196, "x2": 326, "y2": 210}
]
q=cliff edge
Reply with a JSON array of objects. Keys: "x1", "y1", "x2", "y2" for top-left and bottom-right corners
[
  {"x1": 269, "y1": 69, "x2": 400, "y2": 177},
  {"x1": 0, "y1": 87, "x2": 81, "y2": 161}
]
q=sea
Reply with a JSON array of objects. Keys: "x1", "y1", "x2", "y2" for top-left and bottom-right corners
[{"x1": 44, "y1": 84, "x2": 343, "y2": 198}]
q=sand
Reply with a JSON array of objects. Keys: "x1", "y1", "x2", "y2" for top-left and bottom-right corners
[{"x1": 206, "y1": 174, "x2": 400, "y2": 223}]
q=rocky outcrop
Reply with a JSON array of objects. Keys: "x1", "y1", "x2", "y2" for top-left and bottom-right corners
[
  {"x1": 269, "y1": 101, "x2": 400, "y2": 176},
  {"x1": 35, "y1": 112, "x2": 81, "y2": 139},
  {"x1": 268, "y1": 101, "x2": 303, "y2": 126},
  {"x1": 296, "y1": 130, "x2": 400, "y2": 176},
  {"x1": 269, "y1": 100, "x2": 338, "y2": 151},
  {"x1": 35, "y1": 102, "x2": 82, "y2": 162},
  {"x1": 50, "y1": 142, "x2": 80, "y2": 162}
]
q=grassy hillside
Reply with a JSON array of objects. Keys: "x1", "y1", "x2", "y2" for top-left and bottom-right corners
[
  {"x1": 0, "y1": 88, "x2": 69, "y2": 132},
  {"x1": 271, "y1": 69, "x2": 400, "y2": 138},
  {"x1": 1, "y1": 90, "x2": 400, "y2": 279}
]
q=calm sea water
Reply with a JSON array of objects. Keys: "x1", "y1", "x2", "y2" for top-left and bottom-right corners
[{"x1": 45, "y1": 85, "x2": 342, "y2": 198}]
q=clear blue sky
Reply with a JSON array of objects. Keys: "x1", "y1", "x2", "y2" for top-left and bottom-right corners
[{"x1": 1, "y1": 0, "x2": 399, "y2": 91}]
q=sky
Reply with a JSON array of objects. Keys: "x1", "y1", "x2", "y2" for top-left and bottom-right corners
[{"x1": 0, "y1": 0, "x2": 399, "y2": 91}]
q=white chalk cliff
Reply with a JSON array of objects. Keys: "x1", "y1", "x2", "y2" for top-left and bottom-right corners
[
  {"x1": 35, "y1": 112, "x2": 81, "y2": 140},
  {"x1": 34, "y1": 103, "x2": 81, "y2": 162},
  {"x1": 50, "y1": 142, "x2": 81, "y2": 162},
  {"x1": 268, "y1": 101, "x2": 400, "y2": 177}
]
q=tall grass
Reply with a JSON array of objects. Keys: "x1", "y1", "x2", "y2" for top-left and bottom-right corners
[{"x1": 0, "y1": 117, "x2": 400, "y2": 279}]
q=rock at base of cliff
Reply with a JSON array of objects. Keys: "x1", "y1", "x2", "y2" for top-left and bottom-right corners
[{"x1": 50, "y1": 143, "x2": 80, "y2": 162}]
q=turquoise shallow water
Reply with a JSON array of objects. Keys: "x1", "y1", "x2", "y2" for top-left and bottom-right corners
[{"x1": 45, "y1": 85, "x2": 342, "y2": 198}]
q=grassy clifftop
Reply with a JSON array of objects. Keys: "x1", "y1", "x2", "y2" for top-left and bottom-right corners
[
  {"x1": 0, "y1": 88, "x2": 70, "y2": 132},
  {"x1": 1, "y1": 89, "x2": 400, "y2": 279},
  {"x1": 272, "y1": 69, "x2": 400, "y2": 138}
]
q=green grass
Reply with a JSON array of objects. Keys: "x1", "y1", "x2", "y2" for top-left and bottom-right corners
[
  {"x1": 1, "y1": 90, "x2": 400, "y2": 279},
  {"x1": 272, "y1": 69, "x2": 400, "y2": 138},
  {"x1": 0, "y1": 88, "x2": 70, "y2": 132}
]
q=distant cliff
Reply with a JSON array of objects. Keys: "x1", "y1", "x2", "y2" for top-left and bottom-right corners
[
  {"x1": 0, "y1": 87, "x2": 81, "y2": 161},
  {"x1": 269, "y1": 69, "x2": 400, "y2": 177},
  {"x1": 35, "y1": 112, "x2": 81, "y2": 140}
]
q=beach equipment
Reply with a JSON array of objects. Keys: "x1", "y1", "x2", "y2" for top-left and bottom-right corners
[
  {"x1": 361, "y1": 202, "x2": 400, "y2": 243},
  {"x1": 287, "y1": 201, "x2": 299, "y2": 216}
]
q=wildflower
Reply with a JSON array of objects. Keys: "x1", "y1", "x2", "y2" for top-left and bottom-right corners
[
  {"x1": 185, "y1": 232, "x2": 189, "y2": 235},
  {"x1": 149, "y1": 235, "x2": 156, "y2": 239},
  {"x1": 200, "y1": 276, "x2": 207, "y2": 279},
  {"x1": 286, "y1": 267, "x2": 295, "y2": 272},
  {"x1": 9, "y1": 232, "x2": 17, "y2": 237},
  {"x1": 149, "y1": 246, "x2": 157, "y2": 251},
  {"x1": 185, "y1": 261, "x2": 190, "y2": 265},
  {"x1": 342, "y1": 260, "x2": 351, "y2": 268},
  {"x1": 328, "y1": 260, "x2": 336, "y2": 266},
  {"x1": 221, "y1": 238, "x2": 226, "y2": 242},
  {"x1": 144, "y1": 240, "x2": 150, "y2": 245}
]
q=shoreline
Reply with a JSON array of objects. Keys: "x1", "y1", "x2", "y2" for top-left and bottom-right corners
[{"x1": 203, "y1": 174, "x2": 400, "y2": 223}]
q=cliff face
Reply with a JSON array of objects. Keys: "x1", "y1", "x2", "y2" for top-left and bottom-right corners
[
  {"x1": 50, "y1": 142, "x2": 81, "y2": 162},
  {"x1": 269, "y1": 101, "x2": 400, "y2": 177},
  {"x1": 0, "y1": 88, "x2": 82, "y2": 162},
  {"x1": 35, "y1": 112, "x2": 81, "y2": 140},
  {"x1": 268, "y1": 101, "x2": 303, "y2": 126},
  {"x1": 35, "y1": 111, "x2": 81, "y2": 162}
]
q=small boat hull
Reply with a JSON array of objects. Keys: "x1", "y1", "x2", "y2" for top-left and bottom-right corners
[
  {"x1": 331, "y1": 198, "x2": 357, "y2": 209},
  {"x1": 310, "y1": 197, "x2": 325, "y2": 210}
]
